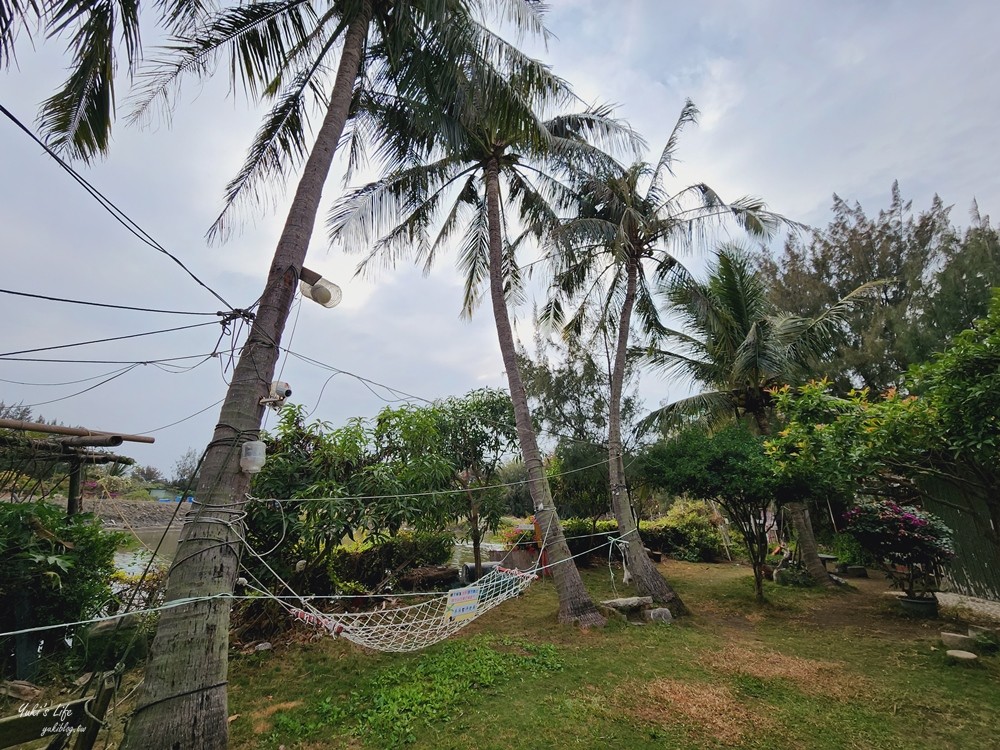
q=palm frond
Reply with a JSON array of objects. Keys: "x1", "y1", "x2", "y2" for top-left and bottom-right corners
[
  {"x1": 651, "y1": 98, "x2": 698, "y2": 188},
  {"x1": 457, "y1": 195, "x2": 490, "y2": 318},
  {"x1": 207, "y1": 28, "x2": 343, "y2": 241},
  {"x1": 636, "y1": 389, "x2": 736, "y2": 436},
  {"x1": 37, "y1": 0, "x2": 142, "y2": 161},
  {"x1": 129, "y1": 0, "x2": 322, "y2": 126},
  {"x1": 1, "y1": 0, "x2": 40, "y2": 67}
]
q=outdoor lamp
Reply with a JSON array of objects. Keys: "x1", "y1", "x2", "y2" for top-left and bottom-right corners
[{"x1": 300, "y1": 266, "x2": 342, "y2": 308}]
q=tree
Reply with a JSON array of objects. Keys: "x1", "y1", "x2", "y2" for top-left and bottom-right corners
[
  {"x1": 169, "y1": 447, "x2": 201, "y2": 489},
  {"x1": 542, "y1": 101, "x2": 780, "y2": 611},
  {"x1": 760, "y1": 183, "x2": 1000, "y2": 393},
  {"x1": 642, "y1": 425, "x2": 776, "y2": 602},
  {"x1": 123, "y1": 4, "x2": 550, "y2": 747},
  {"x1": 435, "y1": 389, "x2": 519, "y2": 578},
  {"x1": 132, "y1": 464, "x2": 165, "y2": 483},
  {"x1": 328, "y1": 63, "x2": 638, "y2": 625},
  {"x1": 517, "y1": 330, "x2": 638, "y2": 447},
  {"x1": 641, "y1": 245, "x2": 876, "y2": 587}
]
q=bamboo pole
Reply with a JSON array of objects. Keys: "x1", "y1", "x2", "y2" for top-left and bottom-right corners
[{"x1": 0, "y1": 418, "x2": 154, "y2": 444}]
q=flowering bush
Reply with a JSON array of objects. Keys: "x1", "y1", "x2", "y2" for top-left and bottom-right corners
[{"x1": 843, "y1": 499, "x2": 954, "y2": 598}]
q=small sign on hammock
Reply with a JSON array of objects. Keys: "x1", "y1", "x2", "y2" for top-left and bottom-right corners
[{"x1": 444, "y1": 584, "x2": 481, "y2": 623}]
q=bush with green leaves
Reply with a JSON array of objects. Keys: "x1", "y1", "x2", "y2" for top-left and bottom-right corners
[
  {"x1": 0, "y1": 502, "x2": 124, "y2": 679},
  {"x1": 328, "y1": 531, "x2": 455, "y2": 590},
  {"x1": 646, "y1": 499, "x2": 724, "y2": 562},
  {"x1": 843, "y1": 499, "x2": 954, "y2": 599}
]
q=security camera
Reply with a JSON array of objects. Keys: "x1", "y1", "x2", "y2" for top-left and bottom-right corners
[{"x1": 260, "y1": 380, "x2": 292, "y2": 409}]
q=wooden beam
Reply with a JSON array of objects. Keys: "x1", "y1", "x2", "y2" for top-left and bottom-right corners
[{"x1": 0, "y1": 418, "x2": 154, "y2": 444}]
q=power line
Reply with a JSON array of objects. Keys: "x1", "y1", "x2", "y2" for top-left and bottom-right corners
[
  {"x1": 0, "y1": 287, "x2": 221, "y2": 316},
  {"x1": 0, "y1": 365, "x2": 137, "y2": 386},
  {"x1": 0, "y1": 320, "x2": 221, "y2": 357},
  {"x1": 0, "y1": 353, "x2": 220, "y2": 364},
  {"x1": 0, "y1": 102, "x2": 234, "y2": 311},
  {"x1": 281, "y1": 348, "x2": 612, "y2": 451},
  {"x1": 20, "y1": 365, "x2": 140, "y2": 408},
  {"x1": 134, "y1": 397, "x2": 226, "y2": 436}
]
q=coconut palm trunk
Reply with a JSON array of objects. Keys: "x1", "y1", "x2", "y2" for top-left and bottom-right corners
[
  {"x1": 484, "y1": 158, "x2": 605, "y2": 626},
  {"x1": 784, "y1": 501, "x2": 833, "y2": 586},
  {"x1": 607, "y1": 258, "x2": 687, "y2": 612},
  {"x1": 121, "y1": 7, "x2": 372, "y2": 748}
]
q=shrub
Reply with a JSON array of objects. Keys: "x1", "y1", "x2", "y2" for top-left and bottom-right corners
[
  {"x1": 843, "y1": 499, "x2": 954, "y2": 598},
  {"x1": 328, "y1": 530, "x2": 455, "y2": 590},
  {"x1": 0, "y1": 502, "x2": 125, "y2": 679},
  {"x1": 831, "y1": 532, "x2": 873, "y2": 568},
  {"x1": 559, "y1": 518, "x2": 618, "y2": 565},
  {"x1": 643, "y1": 499, "x2": 724, "y2": 562}
]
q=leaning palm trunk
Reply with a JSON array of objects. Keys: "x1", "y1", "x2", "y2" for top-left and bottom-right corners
[
  {"x1": 485, "y1": 159, "x2": 604, "y2": 626},
  {"x1": 120, "y1": 8, "x2": 372, "y2": 748},
  {"x1": 607, "y1": 259, "x2": 687, "y2": 613},
  {"x1": 784, "y1": 501, "x2": 834, "y2": 587},
  {"x1": 751, "y1": 408, "x2": 833, "y2": 588}
]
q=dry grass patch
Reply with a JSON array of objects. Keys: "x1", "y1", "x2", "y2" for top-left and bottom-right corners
[
  {"x1": 702, "y1": 642, "x2": 864, "y2": 699},
  {"x1": 617, "y1": 677, "x2": 776, "y2": 746},
  {"x1": 248, "y1": 700, "x2": 303, "y2": 734}
]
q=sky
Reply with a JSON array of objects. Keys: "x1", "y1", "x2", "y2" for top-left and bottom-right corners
[{"x1": 1, "y1": 0, "x2": 998, "y2": 475}]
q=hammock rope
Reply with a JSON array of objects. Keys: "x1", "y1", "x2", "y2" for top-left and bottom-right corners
[{"x1": 287, "y1": 566, "x2": 537, "y2": 652}]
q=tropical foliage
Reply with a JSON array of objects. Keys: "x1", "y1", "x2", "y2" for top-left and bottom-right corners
[
  {"x1": 761, "y1": 182, "x2": 1000, "y2": 393},
  {"x1": 640, "y1": 425, "x2": 776, "y2": 601},
  {"x1": 0, "y1": 502, "x2": 123, "y2": 678},
  {"x1": 843, "y1": 499, "x2": 954, "y2": 599}
]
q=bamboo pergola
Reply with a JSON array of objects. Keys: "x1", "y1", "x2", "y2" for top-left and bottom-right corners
[{"x1": 0, "y1": 418, "x2": 154, "y2": 513}]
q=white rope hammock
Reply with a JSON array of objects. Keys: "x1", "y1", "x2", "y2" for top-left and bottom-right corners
[{"x1": 287, "y1": 566, "x2": 537, "y2": 652}]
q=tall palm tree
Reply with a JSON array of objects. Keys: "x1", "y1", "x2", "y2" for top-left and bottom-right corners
[
  {"x1": 328, "y1": 64, "x2": 640, "y2": 626},
  {"x1": 120, "y1": 4, "x2": 552, "y2": 748},
  {"x1": 641, "y1": 244, "x2": 877, "y2": 587},
  {"x1": 543, "y1": 101, "x2": 780, "y2": 611}
]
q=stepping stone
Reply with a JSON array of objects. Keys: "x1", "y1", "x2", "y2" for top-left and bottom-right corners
[
  {"x1": 945, "y1": 649, "x2": 978, "y2": 664},
  {"x1": 600, "y1": 596, "x2": 653, "y2": 614},
  {"x1": 941, "y1": 632, "x2": 978, "y2": 650},
  {"x1": 643, "y1": 607, "x2": 673, "y2": 625}
]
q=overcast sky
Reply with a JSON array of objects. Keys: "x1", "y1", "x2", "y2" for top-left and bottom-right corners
[{"x1": 2, "y1": 0, "x2": 998, "y2": 474}]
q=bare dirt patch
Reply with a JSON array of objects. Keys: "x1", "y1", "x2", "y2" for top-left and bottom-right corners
[{"x1": 619, "y1": 677, "x2": 776, "y2": 746}]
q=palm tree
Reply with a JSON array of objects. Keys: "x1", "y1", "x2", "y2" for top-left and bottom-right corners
[
  {"x1": 2, "y1": 0, "x2": 203, "y2": 160},
  {"x1": 543, "y1": 101, "x2": 780, "y2": 611},
  {"x1": 641, "y1": 244, "x2": 876, "y2": 587},
  {"x1": 328, "y1": 63, "x2": 640, "y2": 626},
  {"x1": 120, "y1": 4, "x2": 552, "y2": 748}
]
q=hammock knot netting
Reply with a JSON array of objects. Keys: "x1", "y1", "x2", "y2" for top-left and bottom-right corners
[{"x1": 288, "y1": 566, "x2": 537, "y2": 652}]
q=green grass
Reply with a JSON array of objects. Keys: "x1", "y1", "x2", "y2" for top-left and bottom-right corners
[{"x1": 227, "y1": 562, "x2": 1000, "y2": 750}]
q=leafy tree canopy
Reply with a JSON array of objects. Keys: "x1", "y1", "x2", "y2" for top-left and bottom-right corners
[{"x1": 760, "y1": 182, "x2": 1000, "y2": 393}]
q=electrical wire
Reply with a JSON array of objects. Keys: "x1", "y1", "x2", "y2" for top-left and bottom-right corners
[
  {"x1": 0, "y1": 287, "x2": 220, "y2": 316},
  {"x1": 20, "y1": 364, "x2": 140, "y2": 408},
  {"x1": 0, "y1": 103, "x2": 234, "y2": 311},
  {"x1": 0, "y1": 353, "x2": 220, "y2": 364},
  {"x1": 132, "y1": 398, "x2": 226, "y2": 435},
  {"x1": 0, "y1": 320, "x2": 220, "y2": 357}
]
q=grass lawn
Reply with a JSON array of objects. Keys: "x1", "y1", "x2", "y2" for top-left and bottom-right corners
[{"x1": 227, "y1": 561, "x2": 1000, "y2": 750}]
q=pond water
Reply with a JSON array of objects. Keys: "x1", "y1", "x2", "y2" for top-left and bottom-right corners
[{"x1": 113, "y1": 527, "x2": 181, "y2": 575}]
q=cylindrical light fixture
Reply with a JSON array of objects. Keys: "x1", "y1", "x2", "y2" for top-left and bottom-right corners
[{"x1": 300, "y1": 266, "x2": 342, "y2": 308}]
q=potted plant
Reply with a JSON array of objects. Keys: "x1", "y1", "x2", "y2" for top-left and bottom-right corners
[{"x1": 843, "y1": 499, "x2": 954, "y2": 616}]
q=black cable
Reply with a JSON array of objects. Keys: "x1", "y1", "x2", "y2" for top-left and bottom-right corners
[
  {"x1": 0, "y1": 103, "x2": 234, "y2": 311},
  {"x1": 0, "y1": 353, "x2": 217, "y2": 364},
  {"x1": 21, "y1": 365, "x2": 140, "y2": 408},
  {"x1": 0, "y1": 287, "x2": 220, "y2": 316},
  {"x1": 0, "y1": 320, "x2": 220, "y2": 357}
]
